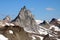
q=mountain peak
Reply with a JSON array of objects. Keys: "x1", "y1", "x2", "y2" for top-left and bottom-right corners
[
  {"x1": 23, "y1": 6, "x2": 26, "y2": 9},
  {"x1": 21, "y1": 6, "x2": 26, "y2": 11},
  {"x1": 51, "y1": 18, "x2": 57, "y2": 21},
  {"x1": 12, "y1": 6, "x2": 39, "y2": 33},
  {"x1": 3, "y1": 16, "x2": 11, "y2": 22},
  {"x1": 49, "y1": 18, "x2": 57, "y2": 24},
  {"x1": 40, "y1": 20, "x2": 47, "y2": 25}
]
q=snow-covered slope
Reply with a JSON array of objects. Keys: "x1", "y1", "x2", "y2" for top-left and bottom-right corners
[
  {"x1": 57, "y1": 19, "x2": 60, "y2": 21},
  {"x1": 0, "y1": 19, "x2": 60, "y2": 40},
  {"x1": 50, "y1": 25, "x2": 60, "y2": 31},
  {"x1": 0, "y1": 34, "x2": 8, "y2": 40},
  {"x1": 35, "y1": 20, "x2": 43, "y2": 24}
]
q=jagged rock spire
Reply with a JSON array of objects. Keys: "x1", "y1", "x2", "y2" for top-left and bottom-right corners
[
  {"x1": 20, "y1": 6, "x2": 26, "y2": 12},
  {"x1": 12, "y1": 6, "x2": 39, "y2": 33},
  {"x1": 22, "y1": 6, "x2": 26, "y2": 9}
]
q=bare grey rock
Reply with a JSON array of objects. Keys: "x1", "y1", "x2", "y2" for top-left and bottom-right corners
[
  {"x1": 39, "y1": 20, "x2": 50, "y2": 29},
  {"x1": 3, "y1": 16, "x2": 11, "y2": 23},
  {"x1": 12, "y1": 6, "x2": 39, "y2": 33},
  {"x1": 0, "y1": 6, "x2": 60, "y2": 40}
]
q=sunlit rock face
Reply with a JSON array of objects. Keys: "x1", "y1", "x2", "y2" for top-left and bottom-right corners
[
  {"x1": 12, "y1": 6, "x2": 39, "y2": 33},
  {"x1": 3, "y1": 16, "x2": 11, "y2": 23},
  {"x1": 0, "y1": 6, "x2": 41, "y2": 40},
  {"x1": 0, "y1": 6, "x2": 60, "y2": 40}
]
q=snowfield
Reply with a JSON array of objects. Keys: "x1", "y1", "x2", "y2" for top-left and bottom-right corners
[
  {"x1": 57, "y1": 19, "x2": 60, "y2": 21},
  {"x1": 0, "y1": 34, "x2": 8, "y2": 40},
  {"x1": 35, "y1": 20, "x2": 43, "y2": 24},
  {"x1": 0, "y1": 20, "x2": 60, "y2": 40}
]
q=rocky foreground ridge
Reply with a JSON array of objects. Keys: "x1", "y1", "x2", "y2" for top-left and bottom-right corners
[{"x1": 0, "y1": 6, "x2": 60, "y2": 40}]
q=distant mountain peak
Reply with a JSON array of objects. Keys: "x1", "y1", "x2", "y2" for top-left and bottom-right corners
[
  {"x1": 51, "y1": 18, "x2": 57, "y2": 21},
  {"x1": 3, "y1": 16, "x2": 11, "y2": 22},
  {"x1": 40, "y1": 20, "x2": 48, "y2": 25},
  {"x1": 49, "y1": 18, "x2": 57, "y2": 24},
  {"x1": 3, "y1": 16, "x2": 11, "y2": 20}
]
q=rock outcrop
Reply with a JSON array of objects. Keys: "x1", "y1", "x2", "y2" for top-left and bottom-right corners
[
  {"x1": 43, "y1": 34, "x2": 57, "y2": 40},
  {"x1": 39, "y1": 20, "x2": 50, "y2": 29},
  {"x1": 50, "y1": 18, "x2": 60, "y2": 28},
  {"x1": 12, "y1": 6, "x2": 39, "y2": 33},
  {"x1": 0, "y1": 6, "x2": 60, "y2": 40},
  {"x1": 3, "y1": 16, "x2": 11, "y2": 23}
]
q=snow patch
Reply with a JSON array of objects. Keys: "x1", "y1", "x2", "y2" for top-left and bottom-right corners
[
  {"x1": 0, "y1": 34, "x2": 8, "y2": 40},
  {"x1": 39, "y1": 36, "x2": 43, "y2": 40},
  {"x1": 57, "y1": 19, "x2": 60, "y2": 21},
  {"x1": 38, "y1": 26, "x2": 48, "y2": 35},
  {"x1": 56, "y1": 38, "x2": 60, "y2": 40},
  {"x1": 32, "y1": 36, "x2": 36, "y2": 40},
  {"x1": 50, "y1": 25, "x2": 60, "y2": 31},
  {"x1": 9, "y1": 30, "x2": 13, "y2": 34},
  {"x1": 35, "y1": 20, "x2": 43, "y2": 24}
]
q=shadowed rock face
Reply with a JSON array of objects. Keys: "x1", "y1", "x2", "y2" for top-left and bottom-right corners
[
  {"x1": 39, "y1": 20, "x2": 50, "y2": 29},
  {"x1": 40, "y1": 20, "x2": 47, "y2": 25},
  {"x1": 50, "y1": 18, "x2": 60, "y2": 28},
  {"x1": 50, "y1": 18, "x2": 57, "y2": 25},
  {"x1": 12, "y1": 6, "x2": 39, "y2": 33},
  {"x1": 43, "y1": 34, "x2": 57, "y2": 40}
]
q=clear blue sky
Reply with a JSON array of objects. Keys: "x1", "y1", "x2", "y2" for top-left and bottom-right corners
[{"x1": 0, "y1": 0, "x2": 60, "y2": 20}]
